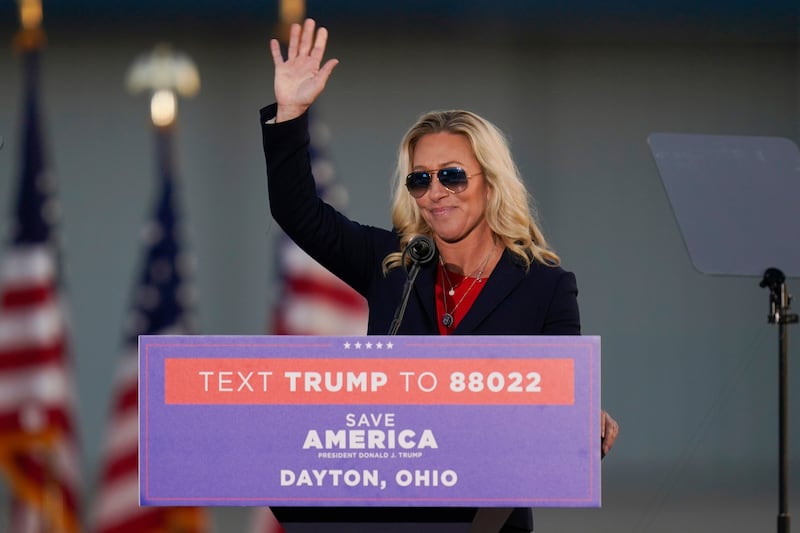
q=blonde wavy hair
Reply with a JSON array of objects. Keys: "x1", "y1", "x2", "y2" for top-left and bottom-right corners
[{"x1": 382, "y1": 109, "x2": 560, "y2": 273}]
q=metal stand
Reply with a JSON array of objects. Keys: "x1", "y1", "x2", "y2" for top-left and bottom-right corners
[
  {"x1": 649, "y1": 133, "x2": 800, "y2": 532},
  {"x1": 760, "y1": 268, "x2": 799, "y2": 533},
  {"x1": 388, "y1": 236, "x2": 435, "y2": 336}
]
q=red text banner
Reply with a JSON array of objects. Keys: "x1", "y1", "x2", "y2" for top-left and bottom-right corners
[{"x1": 164, "y1": 357, "x2": 574, "y2": 405}]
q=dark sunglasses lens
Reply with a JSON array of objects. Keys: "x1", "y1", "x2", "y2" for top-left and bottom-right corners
[
  {"x1": 406, "y1": 172, "x2": 431, "y2": 197},
  {"x1": 438, "y1": 168, "x2": 469, "y2": 191}
]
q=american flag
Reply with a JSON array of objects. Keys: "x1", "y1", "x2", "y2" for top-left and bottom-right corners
[
  {"x1": 0, "y1": 50, "x2": 83, "y2": 533},
  {"x1": 250, "y1": 113, "x2": 368, "y2": 533},
  {"x1": 90, "y1": 127, "x2": 208, "y2": 533}
]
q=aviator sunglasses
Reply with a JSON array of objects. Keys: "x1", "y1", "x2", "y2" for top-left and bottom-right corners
[{"x1": 405, "y1": 167, "x2": 482, "y2": 199}]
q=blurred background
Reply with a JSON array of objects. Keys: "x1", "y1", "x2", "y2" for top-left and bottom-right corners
[{"x1": 0, "y1": 0, "x2": 798, "y2": 531}]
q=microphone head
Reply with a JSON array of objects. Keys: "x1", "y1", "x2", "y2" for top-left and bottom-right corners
[{"x1": 407, "y1": 235, "x2": 436, "y2": 265}]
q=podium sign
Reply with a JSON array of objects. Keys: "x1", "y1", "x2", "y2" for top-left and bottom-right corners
[{"x1": 139, "y1": 335, "x2": 600, "y2": 507}]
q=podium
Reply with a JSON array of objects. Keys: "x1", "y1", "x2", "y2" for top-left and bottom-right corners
[
  {"x1": 139, "y1": 335, "x2": 601, "y2": 532},
  {"x1": 271, "y1": 507, "x2": 503, "y2": 532},
  {"x1": 648, "y1": 133, "x2": 800, "y2": 533}
]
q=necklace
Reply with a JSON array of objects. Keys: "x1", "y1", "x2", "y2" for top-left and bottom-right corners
[
  {"x1": 439, "y1": 247, "x2": 493, "y2": 297},
  {"x1": 440, "y1": 262, "x2": 468, "y2": 297},
  {"x1": 440, "y1": 247, "x2": 494, "y2": 328}
]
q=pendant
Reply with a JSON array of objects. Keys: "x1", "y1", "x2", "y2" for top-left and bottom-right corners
[
  {"x1": 442, "y1": 313, "x2": 454, "y2": 327},
  {"x1": 448, "y1": 288, "x2": 455, "y2": 296}
]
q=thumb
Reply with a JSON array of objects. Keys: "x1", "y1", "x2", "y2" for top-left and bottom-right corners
[{"x1": 317, "y1": 58, "x2": 340, "y2": 87}]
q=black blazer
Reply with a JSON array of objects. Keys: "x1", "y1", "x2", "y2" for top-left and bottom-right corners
[{"x1": 261, "y1": 104, "x2": 580, "y2": 532}]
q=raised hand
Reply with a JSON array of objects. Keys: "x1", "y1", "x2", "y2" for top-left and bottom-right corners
[{"x1": 270, "y1": 18, "x2": 339, "y2": 122}]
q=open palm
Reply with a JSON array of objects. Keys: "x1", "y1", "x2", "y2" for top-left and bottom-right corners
[{"x1": 270, "y1": 18, "x2": 339, "y2": 122}]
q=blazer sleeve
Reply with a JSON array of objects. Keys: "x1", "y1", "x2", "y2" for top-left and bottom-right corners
[
  {"x1": 541, "y1": 270, "x2": 581, "y2": 335},
  {"x1": 260, "y1": 104, "x2": 385, "y2": 296}
]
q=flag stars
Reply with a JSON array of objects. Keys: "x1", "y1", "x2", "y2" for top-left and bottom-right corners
[
  {"x1": 344, "y1": 342, "x2": 351, "y2": 349},
  {"x1": 365, "y1": 342, "x2": 373, "y2": 349}
]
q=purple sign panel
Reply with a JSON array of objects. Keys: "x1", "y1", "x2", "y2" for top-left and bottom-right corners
[{"x1": 139, "y1": 335, "x2": 600, "y2": 507}]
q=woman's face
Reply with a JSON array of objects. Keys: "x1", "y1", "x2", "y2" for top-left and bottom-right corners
[{"x1": 411, "y1": 132, "x2": 491, "y2": 245}]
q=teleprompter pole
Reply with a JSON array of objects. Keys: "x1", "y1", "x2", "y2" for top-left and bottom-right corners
[{"x1": 760, "y1": 268, "x2": 799, "y2": 533}]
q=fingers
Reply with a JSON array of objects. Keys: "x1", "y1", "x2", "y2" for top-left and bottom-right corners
[
  {"x1": 310, "y1": 26, "x2": 329, "y2": 62},
  {"x1": 271, "y1": 17, "x2": 337, "y2": 119},
  {"x1": 286, "y1": 21, "x2": 301, "y2": 59},
  {"x1": 280, "y1": 19, "x2": 331, "y2": 65},
  {"x1": 318, "y1": 58, "x2": 340, "y2": 83},
  {"x1": 269, "y1": 39, "x2": 284, "y2": 66},
  {"x1": 600, "y1": 410, "x2": 606, "y2": 438},
  {"x1": 298, "y1": 18, "x2": 316, "y2": 57},
  {"x1": 600, "y1": 410, "x2": 620, "y2": 458}
]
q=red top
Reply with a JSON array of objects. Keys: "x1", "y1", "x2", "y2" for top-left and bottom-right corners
[{"x1": 435, "y1": 266, "x2": 487, "y2": 335}]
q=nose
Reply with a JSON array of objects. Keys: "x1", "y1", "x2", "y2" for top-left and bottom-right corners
[{"x1": 426, "y1": 172, "x2": 451, "y2": 200}]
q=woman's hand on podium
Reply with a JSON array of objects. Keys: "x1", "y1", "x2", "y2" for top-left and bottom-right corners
[{"x1": 601, "y1": 410, "x2": 619, "y2": 458}]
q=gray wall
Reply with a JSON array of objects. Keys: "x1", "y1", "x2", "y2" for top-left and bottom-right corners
[{"x1": 0, "y1": 10, "x2": 798, "y2": 532}]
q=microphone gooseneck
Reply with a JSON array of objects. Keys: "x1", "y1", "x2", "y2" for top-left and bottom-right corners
[{"x1": 388, "y1": 235, "x2": 437, "y2": 335}]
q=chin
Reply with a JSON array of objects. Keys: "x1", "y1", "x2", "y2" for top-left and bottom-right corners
[{"x1": 434, "y1": 233, "x2": 465, "y2": 244}]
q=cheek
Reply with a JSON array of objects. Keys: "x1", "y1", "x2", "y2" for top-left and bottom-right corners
[{"x1": 412, "y1": 198, "x2": 431, "y2": 221}]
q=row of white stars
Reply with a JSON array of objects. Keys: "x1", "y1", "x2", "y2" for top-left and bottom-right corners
[{"x1": 343, "y1": 341, "x2": 394, "y2": 350}]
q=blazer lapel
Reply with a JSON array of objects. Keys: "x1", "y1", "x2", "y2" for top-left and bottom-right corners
[
  {"x1": 454, "y1": 250, "x2": 525, "y2": 333},
  {"x1": 412, "y1": 256, "x2": 439, "y2": 330}
]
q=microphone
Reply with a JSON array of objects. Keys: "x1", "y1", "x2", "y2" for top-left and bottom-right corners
[
  {"x1": 406, "y1": 235, "x2": 436, "y2": 266},
  {"x1": 388, "y1": 235, "x2": 437, "y2": 335}
]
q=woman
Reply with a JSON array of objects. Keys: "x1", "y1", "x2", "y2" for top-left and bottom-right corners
[{"x1": 262, "y1": 18, "x2": 618, "y2": 532}]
